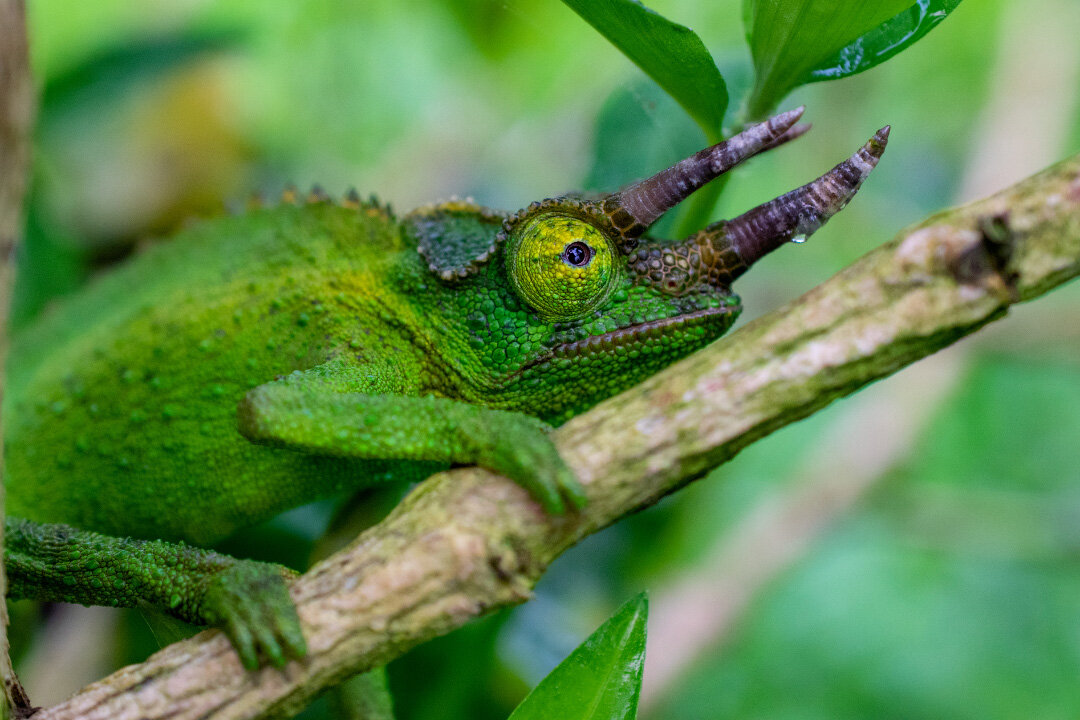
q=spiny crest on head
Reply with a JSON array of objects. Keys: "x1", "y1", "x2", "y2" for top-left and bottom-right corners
[
  {"x1": 345, "y1": 189, "x2": 394, "y2": 219},
  {"x1": 341, "y1": 188, "x2": 363, "y2": 209},
  {"x1": 230, "y1": 185, "x2": 393, "y2": 218},
  {"x1": 306, "y1": 185, "x2": 331, "y2": 204}
]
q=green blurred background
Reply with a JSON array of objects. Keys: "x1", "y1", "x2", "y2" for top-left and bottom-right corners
[{"x1": 10, "y1": 0, "x2": 1080, "y2": 717}]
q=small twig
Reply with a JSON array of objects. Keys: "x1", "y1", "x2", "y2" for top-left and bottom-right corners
[{"x1": 33, "y1": 155, "x2": 1080, "y2": 719}]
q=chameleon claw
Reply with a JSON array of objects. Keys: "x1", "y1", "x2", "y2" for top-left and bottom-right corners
[
  {"x1": 227, "y1": 618, "x2": 259, "y2": 671},
  {"x1": 527, "y1": 473, "x2": 566, "y2": 515},
  {"x1": 561, "y1": 473, "x2": 588, "y2": 511},
  {"x1": 281, "y1": 619, "x2": 308, "y2": 660},
  {"x1": 254, "y1": 623, "x2": 287, "y2": 668},
  {"x1": 200, "y1": 560, "x2": 306, "y2": 670}
]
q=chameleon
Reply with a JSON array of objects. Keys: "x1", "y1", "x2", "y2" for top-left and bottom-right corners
[{"x1": 3, "y1": 107, "x2": 888, "y2": 670}]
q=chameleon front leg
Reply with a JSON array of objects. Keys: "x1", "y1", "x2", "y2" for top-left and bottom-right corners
[
  {"x1": 238, "y1": 375, "x2": 586, "y2": 514},
  {"x1": 5, "y1": 517, "x2": 305, "y2": 670}
]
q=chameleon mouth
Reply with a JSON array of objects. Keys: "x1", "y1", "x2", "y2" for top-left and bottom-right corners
[{"x1": 537, "y1": 305, "x2": 737, "y2": 367}]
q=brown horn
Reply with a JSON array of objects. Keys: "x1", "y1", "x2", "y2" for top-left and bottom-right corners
[
  {"x1": 720, "y1": 125, "x2": 890, "y2": 273},
  {"x1": 627, "y1": 126, "x2": 890, "y2": 296},
  {"x1": 605, "y1": 107, "x2": 809, "y2": 235}
]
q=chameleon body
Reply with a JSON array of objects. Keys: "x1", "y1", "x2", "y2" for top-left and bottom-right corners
[{"x1": 3, "y1": 109, "x2": 888, "y2": 668}]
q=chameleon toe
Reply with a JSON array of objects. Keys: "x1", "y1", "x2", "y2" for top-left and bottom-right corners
[
  {"x1": 560, "y1": 473, "x2": 588, "y2": 511},
  {"x1": 253, "y1": 623, "x2": 287, "y2": 668},
  {"x1": 226, "y1": 618, "x2": 259, "y2": 671}
]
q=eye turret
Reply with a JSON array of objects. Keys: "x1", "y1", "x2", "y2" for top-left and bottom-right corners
[{"x1": 505, "y1": 214, "x2": 621, "y2": 321}]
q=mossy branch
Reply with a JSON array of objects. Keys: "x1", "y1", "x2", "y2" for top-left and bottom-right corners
[{"x1": 34, "y1": 156, "x2": 1080, "y2": 720}]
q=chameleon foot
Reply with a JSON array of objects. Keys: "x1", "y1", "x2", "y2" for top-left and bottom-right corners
[{"x1": 197, "y1": 560, "x2": 307, "y2": 670}]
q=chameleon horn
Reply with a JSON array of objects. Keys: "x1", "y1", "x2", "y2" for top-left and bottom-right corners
[
  {"x1": 604, "y1": 107, "x2": 810, "y2": 236},
  {"x1": 720, "y1": 125, "x2": 891, "y2": 274},
  {"x1": 628, "y1": 126, "x2": 890, "y2": 295}
]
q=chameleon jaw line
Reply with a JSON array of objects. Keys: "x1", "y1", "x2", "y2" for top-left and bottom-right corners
[{"x1": 520, "y1": 305, "x2": 737, "y2": 375}]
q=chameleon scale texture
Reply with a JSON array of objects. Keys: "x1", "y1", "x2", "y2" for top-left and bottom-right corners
[
  {"x1": 4, "y1": 198, "x2": 739, "y2": 546},
  {"x1": 2, "y1": 112, "x2": 887, "y2": 668}
]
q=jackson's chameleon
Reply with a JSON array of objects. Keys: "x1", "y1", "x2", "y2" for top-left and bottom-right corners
[{"x1": 3, "y1": 109, "x2": 888, "y2": 669}]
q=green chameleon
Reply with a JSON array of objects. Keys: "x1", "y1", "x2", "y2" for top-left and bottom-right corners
[{"x1": 4, "y1": 108, "x2": 887, "y2": 669}]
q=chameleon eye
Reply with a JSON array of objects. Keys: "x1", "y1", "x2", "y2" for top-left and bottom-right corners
[
  {"x1": 562, "y1": 241, "x2": 592, "y2": 267},
  {"x1": 506, "y1": 214, "x2": 620, "y2": 321}
]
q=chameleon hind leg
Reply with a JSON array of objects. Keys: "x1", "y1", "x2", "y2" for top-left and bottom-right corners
[
  {"x1": 4, "y1": 516, "x2": 305, "y2": 670},
  {"x1": 239, "y1": 361, "x2": 586, "y2": 513}
]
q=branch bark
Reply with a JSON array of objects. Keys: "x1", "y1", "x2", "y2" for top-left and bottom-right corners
[
  {"x1": 0, "y1": 0, "x2": 35, "y2": 716},
  {"x1": 639, "y1": 350, "x2": 966, "y2": 708},
  {"x1": 34, "y1": 155, "x2": 1080, "y2": 719}
]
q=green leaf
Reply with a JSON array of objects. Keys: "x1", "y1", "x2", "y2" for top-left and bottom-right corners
[
  {"x1": 744, "y1": 0, "x2": 914, "y2": 118},
  {"x1": 136, "y1": 603, "x2": 200, "y2": 650},
  {"x1": 806, "y1": 0, "x2": 964, "y2": 83},
  {"x1": 561, "y1": 0, "x2": 728, "y2": 142},
  {"x1": 508, "y1": 593, "x2": 649, "y2": 720},
  {"x1": 583, "y1": 81, "x2": 703, "y2": 194},
  {"x1": 41, "y1": 29, "x2": 244, "y2": 116}
]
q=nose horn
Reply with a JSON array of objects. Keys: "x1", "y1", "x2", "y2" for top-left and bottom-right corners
[
  {"x1": 722, "y1": 126, "x2": 890, "y2": 273},
  {"x1": 605, "y1": 107, "x2": 810, "y2": 237}
]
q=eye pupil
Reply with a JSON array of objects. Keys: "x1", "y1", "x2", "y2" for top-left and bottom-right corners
[{"x1": 563, "y1": 241, "x2": 592, "y2": 267}]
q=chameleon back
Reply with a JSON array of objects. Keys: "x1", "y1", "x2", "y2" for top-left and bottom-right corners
[{"x1": 4, "y1": 200, "x2": 438, "y2": 544}]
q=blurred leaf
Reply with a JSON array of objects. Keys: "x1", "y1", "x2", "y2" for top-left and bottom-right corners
[
  {"x1": 15, "y1": 29, "x2": 245, "y2": 329},
  {"x1": 389, "y1": 612, "x2": 517, "y2": 720},
  {"x1": 326, "y1": 669, "x2": 395, "y2": 720},
  {"x1": 584, "y1": 80, "x2": 703, "y2": 193},
  {"x1": 653, "y1": 356, "x2": 1080, "y2": 720},
  {"x1": 561, "y1": 0, "x2": 727, "y2": 142},
  {"x1": 744, "y1": 0, "x2": 914, "y2": 118},
  {"x1": 41, "y1": 29, "x2": 243, "y2": 116},
  {"x1": 136, "y1": 604, "x2": 199, "y2": 650},
  {"x1": 807, "y1": 0, "x2": 965, "y2": 83},
  {"x1": 902, "y1": 357, "x2": 1080, "y2": 493},
  {"x1": 508, "y1": 593, "x2": 648, "y2": 720},
  {"x1": 10, "y1": 198, "x2": 87, "y2": 330},
  {"x1": 584, "y1": 79, "x2": 703, "y2": 237}
]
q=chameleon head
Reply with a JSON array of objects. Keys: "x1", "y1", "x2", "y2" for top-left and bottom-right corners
[{"x1": 410, "y1": 109, "x2": 888, "y2": 421}]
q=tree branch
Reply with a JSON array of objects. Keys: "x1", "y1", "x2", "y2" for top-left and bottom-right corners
[
  {"x1": 639, "y1": 350, "x2": 966, "y2": 708},
  {"x1": 0, "y1": 0, "x2": 35, "y2": 716},
  {"x1": 35, "y1": 155, "x2": 1080, "y2": 720}
]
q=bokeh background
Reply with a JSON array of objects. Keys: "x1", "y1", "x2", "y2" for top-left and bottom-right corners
[{"x1": 9, "y1": 0, "x2": 1080, "y2": 717}]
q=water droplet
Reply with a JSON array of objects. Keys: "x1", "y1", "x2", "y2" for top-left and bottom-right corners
[{"x1": 791, "y1": 234, "x2": 808, "y2": 244}]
